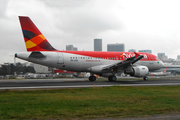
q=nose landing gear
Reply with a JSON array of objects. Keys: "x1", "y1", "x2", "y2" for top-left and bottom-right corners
[{"x1": 143, "y1": 76, "x2": 148, "y2": 81}]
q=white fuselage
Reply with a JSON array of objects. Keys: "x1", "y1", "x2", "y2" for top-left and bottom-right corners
[{"x1": 16, "y1": 52, "x2": 164, "y2": 73}]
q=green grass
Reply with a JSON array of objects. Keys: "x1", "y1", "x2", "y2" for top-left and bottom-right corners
[{"x1": 0, "y1": 86, "x2": 180, "y2": 119}]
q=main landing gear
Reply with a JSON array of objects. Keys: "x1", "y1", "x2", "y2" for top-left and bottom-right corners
[
  {"x1": 89, "y1": 76, "x2": 96, "y2": 81},
  {"x1": 108, "y1": 76, "x2": 117, "y2": 82},
  {"x1": 89, "y1": 75, "x2": 117, "y2": 82}
]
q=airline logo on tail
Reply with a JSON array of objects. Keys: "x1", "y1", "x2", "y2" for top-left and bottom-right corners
[
  {"x1": 19, "y1": 16, "x2": 56, "y2": 51},
  {"x1": 163, "y1": 67, "x2": 167, "y2": 73}
]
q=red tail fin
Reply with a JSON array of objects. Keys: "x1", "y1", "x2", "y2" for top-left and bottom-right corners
[
  {"x1": 163, "y1": 67, "x2": 167, "y2": 73},
  {"x1": 19, "y1": 16, "x2": 56, "y2": 51}
]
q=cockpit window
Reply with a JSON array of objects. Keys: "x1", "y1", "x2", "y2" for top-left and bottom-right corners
[{"x1": 156, "y1": 57, "x2": 160, "y2": 60}]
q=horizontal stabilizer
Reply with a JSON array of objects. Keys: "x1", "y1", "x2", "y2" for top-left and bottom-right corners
[{"x1": 29, "y1": 52, "x2": 46, "y2": 58}]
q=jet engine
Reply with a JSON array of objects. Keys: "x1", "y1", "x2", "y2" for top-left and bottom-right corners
[{"x1": 124, "y1": 66, "x2": 149, "y2": 77}]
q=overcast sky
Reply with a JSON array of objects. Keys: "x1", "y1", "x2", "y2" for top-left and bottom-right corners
[{"x1": 1, "y1": 0, "x2": 180, "y2": 64}]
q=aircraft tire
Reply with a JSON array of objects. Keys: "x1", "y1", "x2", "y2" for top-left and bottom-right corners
[
  {"x1": 108, "y1": 76, "x2": 112, "y2": 81},
  {"x1": 89, "y1": 76, "x2": 96, "y2": 81},
  {"x1": 111, "y1": 76, "x2": 117, "y2": 82},
  {"x1": 143, "y1": 76, "x2": 148, "y2": 81},
  {"x1": 108, "y1": 76, "x2": 117, "y2": 82}
]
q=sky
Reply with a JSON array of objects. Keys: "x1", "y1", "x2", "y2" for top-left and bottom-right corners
[{"x1": 1, "y1": 0, "x2": 180, "y2": 64}]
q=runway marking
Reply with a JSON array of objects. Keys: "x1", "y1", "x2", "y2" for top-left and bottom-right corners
[{"x1": 1, "y1": 83, "x2": 180, "y2": 90}]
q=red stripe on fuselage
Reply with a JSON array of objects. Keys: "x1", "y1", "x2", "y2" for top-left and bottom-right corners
[{"x1": 54, "y1": 51, "x2": 158, "y2": 61}]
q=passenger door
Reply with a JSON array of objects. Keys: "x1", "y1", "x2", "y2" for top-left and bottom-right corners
[{"x1": 57, "y1": 52, "x2": 64, "y2": 64}]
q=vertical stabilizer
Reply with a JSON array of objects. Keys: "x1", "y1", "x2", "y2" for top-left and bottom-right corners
[{"x1": 19, "y1": 16, "x2": 56, "y2": 51}]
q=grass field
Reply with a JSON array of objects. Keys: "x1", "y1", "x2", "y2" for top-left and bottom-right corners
[{"x1": 0, "y1": 86, "x2": 180, "y2": 119}]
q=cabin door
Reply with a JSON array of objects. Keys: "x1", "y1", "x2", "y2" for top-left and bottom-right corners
[{"x1": 57, "y1": 52, "x2": 64, "y2": 64}]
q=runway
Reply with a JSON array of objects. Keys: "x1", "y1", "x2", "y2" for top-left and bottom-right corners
[{"x1": 0, "y1": 77, "x2": 180, "y2": 90}]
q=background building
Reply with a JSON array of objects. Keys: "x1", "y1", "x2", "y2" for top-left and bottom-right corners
[
  {"x1": 158, "y1": 53, "x2": 166, "y2": 59},
  {"x1": 94, "y1": 39, "x2": 102, "y2": 51},
  {"x1": 157, "y1": 53, "x2": 175, "y2": 63},
  {"x1": 33, "y1": 63, "x2": 52, "y2": 74},
  {"x1": 177, "y1": 55, "x2": 180, "y2": 60},
  {"x1": 66, "y1": 45, "x2": 78, "y2": 51},
  {"x1": 138, "y1": 50, "x2": 152, "y2": 53},
  {"x1": 107, "y1": 43, "x2": 125, "y2": 52},
  {"x1": 73, "y1": 47, "x2": 78, "y2": 51},
  {"x1": 128, "y1": 49, "x2": 136, "y2": 52},
  {"x1": 158, "y1": 53, "x2": 168, "y2": 61}
]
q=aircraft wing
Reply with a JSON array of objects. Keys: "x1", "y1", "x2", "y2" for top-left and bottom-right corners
[{"x1": 102, "y1": 52, "x2": 144, "y2": 71}]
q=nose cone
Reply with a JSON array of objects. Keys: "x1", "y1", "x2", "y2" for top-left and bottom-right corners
[{"x1": 159, "y1": 60, "x2": 164, "y2": 68}]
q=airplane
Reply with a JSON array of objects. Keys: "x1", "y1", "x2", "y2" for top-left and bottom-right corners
[
  {"x1": 150, "y1": 67, "x2": 167, "y2": 76},
  {"x1": 15, "y1": 16, "x2": 164, "y2": 81}
]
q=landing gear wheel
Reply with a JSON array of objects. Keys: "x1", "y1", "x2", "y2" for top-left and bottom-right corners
[
  {"x1": 89, "y1": 76, "x2": 96, "y2": 81},
  {"x1": 143, "y1": 76, "x2": 148, "y2": 81},
  {"x1": 108, "y1": 76, "x2": 117, "y2": 82}
]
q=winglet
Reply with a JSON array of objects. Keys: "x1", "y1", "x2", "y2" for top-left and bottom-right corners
[
  {"x1": 134, "y1": 52, "x2": 141, "y2": 58},
  {"x1": 19, "y1": 16, "x2": 56, "y2": 51},
  {"x1": 132, "y1": 52, "x2": 144, "y2": 64}
]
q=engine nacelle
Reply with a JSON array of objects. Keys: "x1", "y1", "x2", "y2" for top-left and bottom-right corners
[{"x1": 124, "y1": 66, "x2": 149, "y2": 77}]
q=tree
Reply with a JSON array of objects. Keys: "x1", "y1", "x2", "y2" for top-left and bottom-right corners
[
  {"x1": 0, "y1": 65, "x2": 11, "y2": 76},
  {"x1": 0, "y1": 63, "x2": 35, "y2": 76}
]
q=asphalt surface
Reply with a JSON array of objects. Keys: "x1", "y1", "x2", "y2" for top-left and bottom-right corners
[{"x1": 0, "y1": 76, "x2": 180, "y2": 90}]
